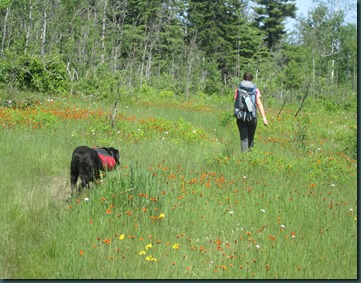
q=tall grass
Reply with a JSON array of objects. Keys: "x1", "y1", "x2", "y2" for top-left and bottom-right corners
[{"x1": 0, "y1": 97, "x2": 356, "y2": 279}]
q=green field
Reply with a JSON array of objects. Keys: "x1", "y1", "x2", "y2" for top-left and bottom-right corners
[{"x1": 0, "y1": 96, "x2": 357, "y2": 279}]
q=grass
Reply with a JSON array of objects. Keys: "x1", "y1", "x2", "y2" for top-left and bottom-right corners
[{"x1": 0, "y1": 96, "x2": 357, "y2": 279}]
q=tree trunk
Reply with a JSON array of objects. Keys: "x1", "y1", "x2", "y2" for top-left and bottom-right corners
[
  {"x1": 41, "y1": 3, "x2": 48, "y2": 56},
  {"x1": 101, "y1": 0, "x2": 107, "y2": 64},
  {"x1": 1, "y1": 6, "x2": 10, "y2": 54},
  {"x1": 25, "y1": 0, "x2": 34, "y2": 54}
]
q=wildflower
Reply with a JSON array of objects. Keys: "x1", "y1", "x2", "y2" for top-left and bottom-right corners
[
  {"x1": 84, "y1": 197, "x2": 89, "y2": 201},
  {"x1": 159, "y1": 213, "x2": 165, "y2": 219},
  {"x1": 79, "y1": 250, "x2": 84, "y2": 255},
  {"x1": 145, "y1": 255, "x2": 157, "y2": 261},
  {"x1": 119, "y1": 234, "x2": 125, "y2": 240},
  {"x1": 256, "y1": 244, "x2": 261, "y2": 249},
  {"x1": 145, "y1": 243, "x2": 153, "y2": 250},
  {"x1": 172, "y1": 243, "x2": 180, "y2": 250},
  {"x1": 106, "y1": 209, "x2": 112, "y2": 214},
  {"x1": 139, "y1": 251, "x2": 146, "y2": 255},
  {"x1": 291, "y1": 232, "x2": 296, "y2": 238}
]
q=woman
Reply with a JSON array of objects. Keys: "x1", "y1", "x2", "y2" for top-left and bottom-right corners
[{"x1": 234, "y1": 72, "x2": 268, "y2": 152}]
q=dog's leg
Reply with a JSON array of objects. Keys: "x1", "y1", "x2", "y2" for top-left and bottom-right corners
[{"x1": 70, "y1": 163, "x2": 79, "y2": 197}]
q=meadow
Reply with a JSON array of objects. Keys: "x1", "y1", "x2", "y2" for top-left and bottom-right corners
[{"x1": 0, "y1": 94, "x2": 357, "y2": 279}]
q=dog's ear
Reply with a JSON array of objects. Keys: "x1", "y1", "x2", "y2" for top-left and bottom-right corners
[{"x1": 114, "y1": 149, "x2": 120, "y2": 165}]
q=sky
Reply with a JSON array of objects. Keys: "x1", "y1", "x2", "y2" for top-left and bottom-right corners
[
  {"x1": 284, "y1": 0, "x2": 313, "y2": 31},
  {"x1": 284, "y1": 0, "x2": 357, "y2": 31}
]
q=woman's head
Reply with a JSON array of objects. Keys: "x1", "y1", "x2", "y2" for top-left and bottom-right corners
[{"x1": 243, "y1": 72, "x2": 253, "y2": 81}]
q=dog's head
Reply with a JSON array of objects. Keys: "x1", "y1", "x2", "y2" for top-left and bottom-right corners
[{"x1": 102, "y1": 147, "x2": 120, "y2": 165}]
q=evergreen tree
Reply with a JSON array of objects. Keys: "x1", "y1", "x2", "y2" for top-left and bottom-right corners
[
  {"x1": 252, "y1": 0, "x2": 297, "y2": 50},
  {"x1": 186, "y1": 0, "x2": 247, "y2": 79}
]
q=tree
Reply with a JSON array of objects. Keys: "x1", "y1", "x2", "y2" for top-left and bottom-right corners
[
  {"x1": 296, "y1": 1, "x2": 354, "y2": 87},
  {"x1": 252, "y1": 0, "x2": 297, "y2": 50},
  {"x1": 186, "y1": 0, "x2": 248, "y2": 80}
]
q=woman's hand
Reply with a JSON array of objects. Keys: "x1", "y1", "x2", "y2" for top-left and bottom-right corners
[{"x1": 263, "y1": 117, "x2": 268, "y2": 126}]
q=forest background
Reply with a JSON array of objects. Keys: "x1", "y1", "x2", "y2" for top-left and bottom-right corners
[{"x1": 0, "y1": 0, "x2": 357, "y2": 109}]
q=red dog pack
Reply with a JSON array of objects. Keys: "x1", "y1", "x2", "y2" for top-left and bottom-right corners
[{"x1": 93, "y1": 147, "x2": 116, "y2": 170}]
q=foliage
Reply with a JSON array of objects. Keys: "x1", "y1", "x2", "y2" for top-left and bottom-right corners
[
  {"x1": 252, "y1": 0, "x2": 297, "y2": 50},
  {"x1": 0, "y1": 51, "x2": 68, "y2": 94},
  {"x1": 0, "y1": 0, "x2": 355, "y2": 102}
]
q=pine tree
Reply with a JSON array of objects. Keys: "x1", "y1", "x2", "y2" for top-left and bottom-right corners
[
  {"x1": 252, "y1": 0, "x2": 297, "y2": 50},
  {"x1": 186, "y1": 0, "x2": 247, "y2": 78}
]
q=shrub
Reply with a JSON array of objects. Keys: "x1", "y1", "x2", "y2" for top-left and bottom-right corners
[{"x1": 0, "y1": 51, "x2": 69, "y2": 95}]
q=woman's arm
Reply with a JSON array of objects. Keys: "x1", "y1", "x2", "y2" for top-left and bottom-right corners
[{"x1": 256, "y1": 97, "x2": 268, "y2": 126}]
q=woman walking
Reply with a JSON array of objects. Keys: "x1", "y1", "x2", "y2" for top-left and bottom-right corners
[{"x1": 234, "y1": 72, "x2": 268, "y2": 152}]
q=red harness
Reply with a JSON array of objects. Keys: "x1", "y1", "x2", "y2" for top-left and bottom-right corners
[
  {"x1": 93, "y1": 147, "x2": 117, "y2": 170},
  {"x1": 98, "y1": 154, "x2": 116, "y2": 170}
]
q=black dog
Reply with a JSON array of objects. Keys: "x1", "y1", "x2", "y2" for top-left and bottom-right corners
[{"x1": 70, "y1": 146, "x2": 120, "y2": 196}]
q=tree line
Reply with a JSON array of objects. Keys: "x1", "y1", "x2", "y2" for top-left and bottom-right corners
[{"x1": 0, "y1": 0, "x2": 357, "y2": 104}]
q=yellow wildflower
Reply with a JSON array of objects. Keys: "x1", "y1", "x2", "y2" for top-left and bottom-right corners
[
  {"x1": 146, "y1": 255, "x2": 157, "y2": 261},
  {"x1": 119, "y1": 234, "x2": 125, "y2": 240}
]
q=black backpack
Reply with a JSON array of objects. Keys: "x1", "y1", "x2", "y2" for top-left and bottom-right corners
[{"x1": 234, "y1": 80, "x2": 257, "y2": 121}]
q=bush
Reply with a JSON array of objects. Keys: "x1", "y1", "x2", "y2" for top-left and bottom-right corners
[{"x1": 0, "y1": 51, "x2": 69, "y2": 95}]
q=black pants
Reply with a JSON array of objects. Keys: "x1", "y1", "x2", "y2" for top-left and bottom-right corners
[{"x1": 236, "y1": 118, "x2": 258, "y2": 152}]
